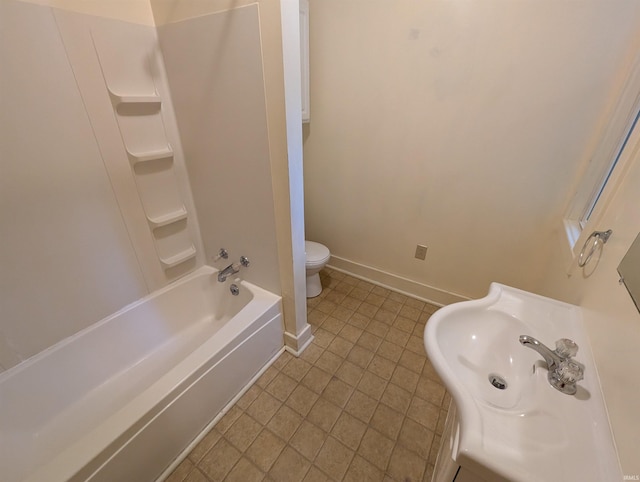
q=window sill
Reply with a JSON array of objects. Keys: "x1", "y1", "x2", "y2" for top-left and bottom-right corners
[
  {"x1": 564, "y1": 218, "x2": 582, "y2": 251},
  {"x1": 561, "y1": 218, "x2": 583, "y2": 275}
]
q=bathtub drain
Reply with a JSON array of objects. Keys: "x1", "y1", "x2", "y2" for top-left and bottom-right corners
[{"x1": 230, "y1": 284, "x2": 240, "y2": 296}]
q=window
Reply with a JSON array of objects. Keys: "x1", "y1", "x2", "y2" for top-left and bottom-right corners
[
  {"x1": 565, "y1": 63, "x2": 640, "y2": 249},
  {"x1": 582, "y1": 109, "x2": 640, "y2": 225}
]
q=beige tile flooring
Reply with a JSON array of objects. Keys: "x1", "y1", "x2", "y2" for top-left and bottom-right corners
[{"x1": 167, "y1": 268, "x2": 450, "y2": 482}]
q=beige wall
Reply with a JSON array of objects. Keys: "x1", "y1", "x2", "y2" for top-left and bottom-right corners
[
  {"x1": 303, "y1": 0, "x2": 640, "y2": 471},
  {"x1": 540, "y1": 125, "x2": 640, "y2": 474},
  {"x1": 150, "y1": 0, "x2": 259, "y2": 24},
  {"x1": 17, "y1": 0, "x2": 155, "y2": 24},
  {"x1": 303, "y1": 0, "x2": 640, "y2": 302}
]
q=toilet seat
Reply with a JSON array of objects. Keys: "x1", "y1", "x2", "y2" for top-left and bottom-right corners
[{"x1": 305, "y1": 241, "x2": 330, "y2": 267}]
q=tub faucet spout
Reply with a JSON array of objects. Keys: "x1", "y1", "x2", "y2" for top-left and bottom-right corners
[
  {"x1": 217, "y1": 256, "x2": 250, "y2": 282},
  {"x1": 519, "y1": 335, "x2": 584, "y2": 395},
  {"x1": 218, "y1": 263, "x2": 240, "y2": 282}
]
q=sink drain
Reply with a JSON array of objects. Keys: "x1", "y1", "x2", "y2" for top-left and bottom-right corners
[{"x1": 488, "y1": 374, "x2": 507, "y2": 390}]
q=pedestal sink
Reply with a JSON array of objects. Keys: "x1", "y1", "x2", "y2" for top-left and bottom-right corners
[{"x1": 423, "y1": 283, "x2": 620, "y2": 482}]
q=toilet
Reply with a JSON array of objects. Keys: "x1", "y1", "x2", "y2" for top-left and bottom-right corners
[{"x1": 305, "y1": 240, "x2": 330, "y2": 298}]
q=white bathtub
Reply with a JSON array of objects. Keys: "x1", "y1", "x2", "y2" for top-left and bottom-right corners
[{"x1": 0, "y1": 266, "x2": 283, "y2": 482}]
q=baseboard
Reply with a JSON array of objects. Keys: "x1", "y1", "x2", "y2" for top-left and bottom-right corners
[
  {"x1": 328, "y1": 255, "x2": 469, "y2": 307},
  {"x1": 284, "y1": 323, "x2": 314, "y2": 356}
]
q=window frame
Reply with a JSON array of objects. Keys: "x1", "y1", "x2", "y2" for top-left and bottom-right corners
[{"x1": 564, "y1": 59, "x2": 640, "y2": 261}]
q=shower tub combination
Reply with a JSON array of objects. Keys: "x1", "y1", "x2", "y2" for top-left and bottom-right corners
[{"x1": 0, "y1": 266, "x2": 284, "y2": 482}]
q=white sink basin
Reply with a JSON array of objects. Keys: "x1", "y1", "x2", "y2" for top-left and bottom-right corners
[{"x1": 424, "y1": 283, "x2": 620, "y2": 482}]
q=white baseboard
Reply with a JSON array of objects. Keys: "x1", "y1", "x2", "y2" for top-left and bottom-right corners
[
  {"x1": 284, "y1": 323, "x2": 314, "y2": 355},
  {"x1": 328, "y1": 255, "x2": 468, "y2": 307}
]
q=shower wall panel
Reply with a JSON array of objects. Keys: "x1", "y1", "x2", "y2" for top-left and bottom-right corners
[
  {"x1": 0, "y1": 0, "x2": 148, "y2": 371},
  {"x1": 157, "y1": 5, "x2": 282, "y2": 294}
]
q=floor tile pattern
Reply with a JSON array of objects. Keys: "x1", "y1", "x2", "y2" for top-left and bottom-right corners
[{"x1": 167, "y1": 268, "x2": 450, "y2": 482}]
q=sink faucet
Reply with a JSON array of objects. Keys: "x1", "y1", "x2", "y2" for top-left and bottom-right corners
[
  {"x1": 519, "y1": 335, "x2": 584, "y2": 395},
  {"x1": 217, "y1": 256, "x2": 250, "y2": 282}
]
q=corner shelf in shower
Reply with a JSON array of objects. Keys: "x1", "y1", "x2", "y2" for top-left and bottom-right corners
[
  {"x1": 126, "y1": 146, "x2": 174, "y2": 165},
  {"x1": 160, "y1": 245, "x2": 197, "y2": 269},
  {"x1": 108, "y1": 89, "x2": 161, "y2": 107},
  {"x1": 147, "y1": 208, "x2": 188, "y2": 229},
  {"x1": 99, "y1": 67, "x2": 197, "y2": 274}
]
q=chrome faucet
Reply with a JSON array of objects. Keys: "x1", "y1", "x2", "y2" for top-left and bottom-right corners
[
  {"x1": 519, "y1": 335, "x2": 584, "y2": 395},
  {"x1": 217, "y1": 256, "x2": 250, "y2": 282}
]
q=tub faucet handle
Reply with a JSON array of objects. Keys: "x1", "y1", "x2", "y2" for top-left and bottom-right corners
[
  {"x1": 240, "y1": 256, "x2": 250, "y2": 267},
  {"x1": 213, "y1": 248, "x2": 228, "y2": 261}
]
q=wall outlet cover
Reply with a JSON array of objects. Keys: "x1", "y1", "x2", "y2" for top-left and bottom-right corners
[{"x1": 415, "y1": 244, "x2": 428, "y2": 260}]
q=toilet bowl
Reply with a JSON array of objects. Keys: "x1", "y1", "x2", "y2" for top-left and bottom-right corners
[{"x1": 305, "y1": 241, "x2": 330, "y2": 298}]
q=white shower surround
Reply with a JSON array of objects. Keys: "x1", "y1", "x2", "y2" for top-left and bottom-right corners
[
  {"x1": 1, "y1": 4, "x2": 301, "y2": 481},
  {"x1": 0, "y1": 266, "x2": 283, "y2": 482}
]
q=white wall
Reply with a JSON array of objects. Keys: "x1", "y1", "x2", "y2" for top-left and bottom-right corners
[
  {"x1": 156, "y1": 5, "x2": 281, "y2": 294},
  {"x1": 303, "y1": 0, "x2": 640, "y2": 303},
  {"x1": 55, "y1": 8, "x2": 206, "y2": 289},
  {"x1": 1, "y1": 0, "x2": 308, "y2": 373},
  {"x1": 280, "y1": 0, "x2": 312, "y2": 351},
  {"x1": 0, "y1": 0, "x2": 149, "y2": 370},
  {"x1": 153, "y1": 0, "x2": 312, "y2": 351},
  {"x1": 0, "y1": 0, "x2": 210, "y2": 373}
]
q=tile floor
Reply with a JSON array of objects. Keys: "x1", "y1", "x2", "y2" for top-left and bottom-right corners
[{"x1": 167, "y1": 268, "x2": 450, "y2": 482}]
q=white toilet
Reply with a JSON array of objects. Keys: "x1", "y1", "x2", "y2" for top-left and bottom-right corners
[{"x1": 305, "y1": 240, "x2": 330, "y2": 298}]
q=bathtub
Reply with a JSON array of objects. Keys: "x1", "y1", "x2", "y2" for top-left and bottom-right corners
[{"x1": 0, "y1": 266, "x2": 284, "y2": 482}]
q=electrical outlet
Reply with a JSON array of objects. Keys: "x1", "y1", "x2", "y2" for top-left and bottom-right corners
[{"x1": 415, "y1": 244, "x2": 428, "y2": 260}]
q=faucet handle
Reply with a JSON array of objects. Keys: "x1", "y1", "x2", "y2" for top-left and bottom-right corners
[
  {"x1": 557, "y1": 359, "x2": 584, "y2": 384},
  {"x1": 213, "y1": 248, "x2": 228, "y2": 261},
  {"x1": 555, "y1": 338, "x2": 578, "y2": 358}
]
